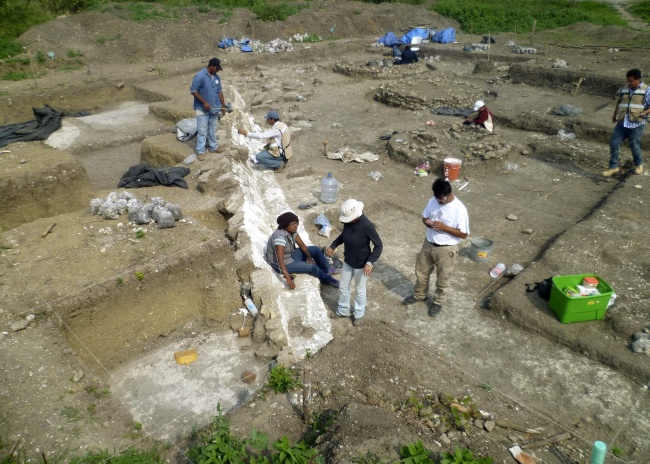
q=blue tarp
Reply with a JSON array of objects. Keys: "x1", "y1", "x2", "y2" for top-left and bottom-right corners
[
  {"x1": 218, "y1": 37, "x2": 253, "y2": 52},
  {"x1": 432, "y1": 28, "x2": 456, "y2": 44},
  {"x1": 400, "y1": 28, "x2": 430, "y2": 44},
  {"x1": 377, "y1": 32, "x2": 402, "y2": 48}
]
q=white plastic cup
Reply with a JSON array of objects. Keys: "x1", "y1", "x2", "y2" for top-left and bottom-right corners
[{"x1": 489, "y1": 263, "x2": 506, "y2": 279}]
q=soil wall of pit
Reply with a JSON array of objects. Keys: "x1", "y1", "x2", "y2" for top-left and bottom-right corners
[{"x1": 61, "y1": 239, "x2": 241, "y2": 371}]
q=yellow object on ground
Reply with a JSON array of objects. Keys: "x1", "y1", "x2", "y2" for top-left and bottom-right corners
[{"x1": 174, "y1": 348, "x2": 198, "y2": 365}]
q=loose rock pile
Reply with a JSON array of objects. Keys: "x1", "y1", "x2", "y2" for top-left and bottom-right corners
[{"x1": 89, "y1": 192, "x2": 183, "y2": 229}]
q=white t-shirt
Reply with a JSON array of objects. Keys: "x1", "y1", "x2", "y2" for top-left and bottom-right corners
[{"x1": 422, "y1": 196, "x2": 470, "y2": 245}]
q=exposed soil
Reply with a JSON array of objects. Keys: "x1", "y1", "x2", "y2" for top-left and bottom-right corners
[{"x1": 1, "y1": 3, "x2": 649, "y2": 464}]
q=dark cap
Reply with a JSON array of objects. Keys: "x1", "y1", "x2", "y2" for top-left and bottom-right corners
[
  {"x1": 265, "y1": 110, "x2": 280, "y2": 121},
  {"x1": 208, "y1": 58, "x2": 223, "y2": 71}
]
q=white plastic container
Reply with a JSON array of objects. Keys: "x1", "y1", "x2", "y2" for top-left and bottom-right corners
[
  {"x1": 489, "y1": 263, "x2": 506, "y2": 279},
  {"x1": 320, "y1": 173, "x2": 338, "y2": 204},
  {"x1": 243, "y1": 298, "x2": 259, "y2": 317}
]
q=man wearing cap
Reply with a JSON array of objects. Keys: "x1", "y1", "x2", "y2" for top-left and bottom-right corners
[
  {"x1": 403, "y1": 178, "x2": 469, "y2": 316},
  {"x1": 464, "y1": 100, "x2": 494, "y2": 132},
  {"x1": 238, "y1": 110, "x2": 293, "y2": 173},
  {"x1": 325, "y1": 199, "x2": 383, "y2": 326},
  {"x1": 395, "y1": 45, "x2": 418, "y2": 65},
  {"x1": 603, "y1": 68, "x2": 650, "y2": 177},
  {"x1": 190, "y1": 57, "x2": 227, "y2": 161}
]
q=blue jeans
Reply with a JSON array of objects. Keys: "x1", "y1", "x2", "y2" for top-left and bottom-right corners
[
  {"x1": 336, "y1": 263, "x2": 368, "y2": 319},
  {"x1": 609, "y1": 122, "x2": 644, "y2": 168},
  {"x1": 196, "y1": 111, "x2": 219, "y2": 154},
  {"x1": 256, "y1": 150, "x2": 287, "y2": 170},
  {"x1": 284, "y1": 246, "x2": 333, "y2": 282}
]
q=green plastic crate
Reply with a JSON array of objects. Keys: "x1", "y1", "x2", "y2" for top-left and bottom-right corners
[{"x1": 548, "y1": 274, "x2": 613, "y2": 323}]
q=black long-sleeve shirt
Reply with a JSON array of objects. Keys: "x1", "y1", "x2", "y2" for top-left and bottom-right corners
[{"x1": 329, "y1": 215, "x2": 383, "y2": 269}]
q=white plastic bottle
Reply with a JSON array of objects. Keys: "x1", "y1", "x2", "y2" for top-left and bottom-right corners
[
  {"x1": 243, "y1": 298, "x2": 259, "y2": 317},
  {"x1": 320, "y1": 173, "x2": 338, "y2": 204}
]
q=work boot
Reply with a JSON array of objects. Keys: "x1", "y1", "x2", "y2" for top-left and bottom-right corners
[
  {"x1": 213, "y1": 146, "x2": 227, "y2": 154},
  {"x1": 402, "y1": 295, "x2": 426, "y2": 306},
  {"x1": 274, "y1": 161, "x2": 288, "y2": 173},
  {"x1": 353, "y1": 316, "x2": 363, "y2": 327},
  {"x1": 197, "y1": 153, "x2": 207, "y2": 161},
  {"x1": 602, "y1": 167, "x2": 621, "y2": 177},
  {"x1": 428, "y1": 303, "x2": 442, "y2": 317},
  {"x1": 634, "y1": 165, "x2": 644, "y2": 175}
]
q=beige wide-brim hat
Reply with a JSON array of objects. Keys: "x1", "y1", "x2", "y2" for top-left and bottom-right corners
[{"x1": 339, "y1": 199, "x2": 364, "y2": 223}]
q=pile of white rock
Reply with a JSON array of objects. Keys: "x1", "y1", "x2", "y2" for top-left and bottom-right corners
[{"x1": 89, "y1": 192, "x2": 183, "y2": 229}]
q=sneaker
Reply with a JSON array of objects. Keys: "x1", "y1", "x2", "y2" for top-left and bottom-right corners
[
  {"x1": 274, "y1": 161, "x2": 288, "y2": 173},
  {"x1": 634, "y1": 165, "x2": 644, "y2": 175},
  {"x1": 402, "y1": 295, "x2": 425, "y2": 306},
  {"x1": 197, "y1": 153, "x2": 207, "y2": 161},
  {"x1": 327, "y1": 267, "x2": 341, "y2": 275},
  {"x1": 353, "y1": 317, "x2": 364, "y2": 327},
  {"x1": 602, "y1": 167, "x2": 621, "y2": 177},
  {"x1": 325, "y1": 278, "x2": 339, "y2": 288},
  {"x1": 428, "y1": 303, "x2": 442, "y2": 317},
  {"x1": 330, "y1": 311, "x2": 350, "y2": 319}
]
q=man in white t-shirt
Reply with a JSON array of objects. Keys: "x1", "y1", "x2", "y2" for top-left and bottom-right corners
[{"x1": 403, "y1": 178, "x2": 470, "y2": 316}]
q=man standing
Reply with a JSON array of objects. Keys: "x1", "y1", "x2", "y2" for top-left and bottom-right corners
[
  {"x1": 403, "y1": 178, "x2": 469, "y2": 316},
  {"x1": 190, "y1": 57, "x2": 227, "y2": 161},
  {"x1": 464, "y1": 100, "x2": 494, "y2": 132},
  {"x1": 603, "y1": 68, "x2": 650, "y2": 177},
  {"x1": 238, "y1": 110, "x2": 293, "y2": 173}
]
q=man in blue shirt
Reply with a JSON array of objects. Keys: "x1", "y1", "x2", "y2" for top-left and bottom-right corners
[{"x1": 190, "y1": 58, "x2": 227, "y2": 161}]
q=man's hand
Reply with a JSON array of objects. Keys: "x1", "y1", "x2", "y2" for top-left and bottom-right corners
[
  {"x1": 306, "y1": 257, "x2": 315, "y2": 265},
  {"x1": 612, "y1": 115, "x2": 618, "y2": 124},
  {"x1": 238, "y1": 128, "x2": 248, "y2": 136},
  {"x1": 287, "y1": 279, "x2": 296, "y2": 290},
  {"x1": 325, "y1": 247, "x2": 334, "y2": 257},
  {"x1": 363, "y1": 263, "x2": 373, "y2": 277},
  {"x1": 202, "y1": 101, "x2": 211, "y2": 112},
  {"x1": 424, "y1": 218, "x2": 435, "y2": 228},
  {"x1": 221, "y1": 108, "x2": 227, "y2": 115},
  {"x1": 431, "y1": 221, "x2": 447, "y2": 232}
]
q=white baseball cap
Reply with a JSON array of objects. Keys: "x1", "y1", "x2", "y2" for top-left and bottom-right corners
[
  {"x1": 339, "y1": 199, "x2": 364, "y2": 223},
  {"x1": 473, "y1": 100, "x2": 485, "y2": 111}
]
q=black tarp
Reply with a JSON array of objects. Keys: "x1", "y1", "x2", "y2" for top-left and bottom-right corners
[
  {"x1": 117, "y1": 164, "x2": 191, "y2": 189},
  {"x1": 0, "y1": 105, "x2": 90, "y2": 148}
]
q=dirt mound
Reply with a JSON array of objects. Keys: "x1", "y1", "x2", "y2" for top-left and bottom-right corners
[{"x1": 18, "y1": 3, "x2": 455, "y2": 65}]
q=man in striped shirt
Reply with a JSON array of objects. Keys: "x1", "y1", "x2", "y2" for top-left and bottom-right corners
[{"x1": 603, "y1": 69, "x2": 650, "y2": 177}]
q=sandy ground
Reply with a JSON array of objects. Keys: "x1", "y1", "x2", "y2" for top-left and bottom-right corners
[{"x1": 1, "y1": 3, "x2": 649, "y2": 464}]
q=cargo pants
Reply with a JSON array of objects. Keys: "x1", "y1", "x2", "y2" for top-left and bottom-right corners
[{"x1": 413, "y1": 239, "x2": 458, "y2": 305}]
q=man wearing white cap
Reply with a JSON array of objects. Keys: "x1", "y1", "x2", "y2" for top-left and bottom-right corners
[
  {"x1": 465, "y1": 100, "x2": 494, "y2": 132},
  {"x1": 238, "y1": 110, "x2": 293, "y2": 173},
  {"x1": 325, "y1": 199, "x2": 383, "y2": 326}
]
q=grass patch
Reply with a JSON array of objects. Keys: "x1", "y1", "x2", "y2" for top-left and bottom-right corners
[
  {"x1": 629, "y1": 0, "x2": 650, "y2": 23},
  {"x1": 2, "y1": 70, "x2": 39, "y2": 81},
  {"x1": 358, "y1": 0, "x2": 425, "y2": 4},
  {"x1": 250, "y1": 2, "x2": 305, "y2": 21},
  {"x1": 0, "y1": 39, "x2": 23, "y2": 60},
  {"x1": 431, "y1": 0, "x2": 626, "y2": 34},
  {"x1": 69, "y1": 447, "x2": 162, "y2": 464},
  {"x1": 267, "y1": 364, "x2": 302, "y2": 393},
  {"x1": 96, "y1": 33, "x2": 122, "y2": 45},
  {"x1": 61, "y1": 61, "x2": 85, "y2": 72}
]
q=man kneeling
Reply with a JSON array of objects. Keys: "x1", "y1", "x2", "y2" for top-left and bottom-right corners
[{"x1": 238, "y1": 110, "x2": 292, "y2": 173}]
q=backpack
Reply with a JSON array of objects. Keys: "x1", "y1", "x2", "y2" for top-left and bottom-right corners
[{"x1": 526, "y1": 277, "x2": 554, "y2": 300}]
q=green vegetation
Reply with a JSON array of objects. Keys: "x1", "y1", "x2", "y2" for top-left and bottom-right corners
[
  {"x1": 1, "y1": 70, "x2": 39, "y2": 81},
  {"x1": 267, "y1": 364, "x2": 302, "y2": 393},
  {"x1": 303, "y1": 410, "x2": 337, "y2": 447},
  {"x1": 432, "y1": 0, "x2": 626, "y2": 34},
  {"x1": 440, "y1": 447, "x2": 492, "y2": 464},
  {"x1": 250, "y1": 2, "x2": 304, "y2": 21},
  {"x1": 96, "y1": 33, "x2": 122, "y2": 45},
  {"x1": 69, "y1": 447, "x2": 162, "y2": 464},
  {"x1": 629, "y1": 0, "x2": 650, "y2": 23},
  {"x1": 135, "y1": 230, "x2": 146, "y2": 239},
  {"x1": 117, "y1": 277, "x2": 124, "y2": 285},
  {"x1": 301, "y1": 33, "x2": 321, "y2": 43},
  {"x1": 36, "y1": 50, "x2": 46, "y2": 64},
  {"x1": 358, "y1": 0, "x2": 425, "y2": 5},
  {"x1": 611, "y1": 446, "x2": 625, "y2": 458},
  {"x1": 189, "y1": 404, "x2": 322, "y2": 464},
  {"x1": 67, "y1": 49, "x2": 84, "y2": 58},
  {"x1": 397, "y1": 441, "x2": 434, "y2": 464},
  {"x1": 135, "y1": 271, "x2": 145, "y2": 281},
  {"x1": 0, "y1": 39, "x2": 23, "y2": 59}
]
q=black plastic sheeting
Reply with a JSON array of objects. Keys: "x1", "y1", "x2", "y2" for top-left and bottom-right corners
[
  {"x1": 117, "y1": 164, "x2": 191, "y2": 189},
  {"x1": 0, "y1": 105, "x2": 91, "y2": 148}
]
